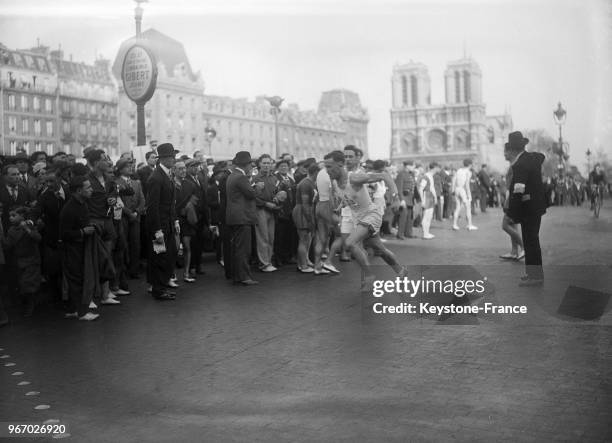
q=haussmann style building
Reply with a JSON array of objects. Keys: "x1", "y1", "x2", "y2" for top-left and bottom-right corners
[
  {"x1": 112, "y1": 29, "x2": 369, "y2": 161},
  {"x1": 0, "y1": 41, "x2": 119, "y2": 157}
]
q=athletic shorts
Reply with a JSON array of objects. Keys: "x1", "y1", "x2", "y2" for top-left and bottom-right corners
[
  {"x1": 315, "y1": 200, "x2": 336, "y2": 225},
  {"x1": 354, "y1": 209, "x2": 382, "y2": 238},
  {"x1": 454, "y1": 189, "x2": 469, "y2": 205},
  {"x1": 340, "y1": 214, "x2": 354, "y2": 234}
]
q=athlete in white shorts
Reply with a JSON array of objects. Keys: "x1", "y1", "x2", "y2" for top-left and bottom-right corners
[
  {"x1": 322, "y1": 146, "x2": 364, "y2": 273},
  {"x1": 452, "y1": 159, "x2": 478, "y2": 231},
  {"x1": 344, "y1": 171, "x2": 406, "y2": 290}
]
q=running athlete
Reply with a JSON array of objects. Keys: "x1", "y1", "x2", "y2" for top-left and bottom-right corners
[
  {"x1": 322, "y1": 145, "x2": 364, "y2": 273},
  {"x1": 343, "y1": 171, "x2": 406, "y2": 290},
  {"x1": 314, "y1": 151, "x2": 345, "y2": 275},
  {"x1": 452, "y1": 158, "x2": 478, "y2": 231}
]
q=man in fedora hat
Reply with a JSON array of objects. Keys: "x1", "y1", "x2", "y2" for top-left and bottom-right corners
[
  {"x1": 505, "y1": 131, "x2": 547, "y2": 286},
  {"x1": 146, "y1": 142, "x2": 180, "y2": 300},
  {"x1": 13, "y1": 152, "x2": 38, "y2": 196},
  {"x1": 225, "y1": 151, "x2": 265, "y2": 285}
]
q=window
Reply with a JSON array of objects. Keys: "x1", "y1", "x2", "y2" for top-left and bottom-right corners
[
  {"x1": 101, "y1": 125, "x2": 107, "y2": 137},
  {"x1": 8, "y1": 116, "x2": 17, "y2": 133},
  {"x1": 10, "y1": 140, "x2": 17, "y2": 154},
  {"x1": 401, "y1": 75, "x2": 408, "y2": 105},
  {"x1": 410, "y1": 75, "x2": 418, "y2": 106},
  {"x1": 35, "y1": 120, "x2": 42, "y2": 135},
  {"x1": 23, "y1": 141, "x2": 29, "y2": 153},
  {"x1": 62, "y1": 100, "x2": 70, "y2": 113},
  {"x1": 45, "y1": 98, "x2": 52, "y2": 112},
  {"x1": 21, "y1": 95, "x2": 28, "y2": 111},
  {"x1": 79, "y1": 102, "x2": 85, "y2": 114},
  {"x1": 33, "y1": 96, "x2": 40, "y2": 111},
  {"x1": 463, "y1": 70, "x2": 471, "y2": 102},
  {"x1": 111, "y1": 126, "x2": 117, "y2": 137},
  {"x1": 8, "y1": 94, "x2": 15, "y2": 109},
  {"x1": 63, "y1": 144, "x2": 71, "y2": 152},
  {"x1": 63, "y1": 120, "x2": 71, "y2": 134},
  {"x1": 35, "y1": 142, "x2": 42, "y2": 151},
  {"x1": 455, "y1": 71, "x2": 461, "y2": 103},
  {"x1": 22, "y1": 118, "x2": 29, "y2": 134},
  {"x1": 46, "y1": 143, "x2": 54, "y2": 153},
  {"x1": 91, "y1": 124, "x2": 98, "y2": 136},
  {"x1": 79, "y1": 122, "x2": 86, "y2": 135},
  {"x1": 90, "y1": 103, "x2": 97, "y2": 115},
  {"x1": 46, "y1": 121, "x2": 54, "y2": 136}
]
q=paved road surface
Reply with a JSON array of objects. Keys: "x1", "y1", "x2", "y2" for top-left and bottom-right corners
[{"x1": 1, "y1": 203, "x2": 611, "y2": 442}]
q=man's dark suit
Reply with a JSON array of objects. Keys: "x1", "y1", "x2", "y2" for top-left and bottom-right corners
[
  {"x1": 145, "y1": 166, "x2": 178, "y2": 296},
  {"x1": 185, "y1": 173, "x2": 209, "y2": 271},
  {"x1": 0, "y1": 183, "x2": 31, "y2": 232},
  {"x1": 477, "y1": 169, "x2": 491, "y2": 212},
  {"x1": 225, "y1": 168, "x2": 257, "y2": 283},
  {"x1": 507, "y1": 151, "x2": 546, "y2": 280}
]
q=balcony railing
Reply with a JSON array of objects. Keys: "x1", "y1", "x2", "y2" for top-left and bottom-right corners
[{"x1": 0, "y1": 80, "x2": 57, "y2": 95}]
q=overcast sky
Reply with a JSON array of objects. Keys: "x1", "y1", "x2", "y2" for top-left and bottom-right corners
[{"x1": 1, "y1": 0, "x2": 610, "y2": 168}]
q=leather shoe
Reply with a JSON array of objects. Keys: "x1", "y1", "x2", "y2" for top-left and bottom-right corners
[
  {"x1": 239, "y1": 279, "x2": 259, "y2": 286},
  {"x1": 153, "y1": 293, "x2": 176, "y2": 301}
]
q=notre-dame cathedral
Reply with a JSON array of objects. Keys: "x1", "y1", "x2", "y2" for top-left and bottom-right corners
[{"x1": 389, "y1": 57, "x2": 512, "y2": 171}]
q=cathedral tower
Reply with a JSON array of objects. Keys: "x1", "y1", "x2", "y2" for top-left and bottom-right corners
[
  {"x1": 444, "y1": 57, "x2": 482, "y2": 104},
  {"x1": 391, "y1": 61, "x2": 431, "y2": 108}
]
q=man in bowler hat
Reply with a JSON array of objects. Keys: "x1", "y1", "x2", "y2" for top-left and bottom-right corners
[
  {"x1": 225, "y1": 151, "x2": 264, "y2": 285},
  {"x1": 146, "y1": 143, "x2": 180, "y2": 300},
  {"x1": 505, "y1": 131, "x2": 547, "y2": 286}
]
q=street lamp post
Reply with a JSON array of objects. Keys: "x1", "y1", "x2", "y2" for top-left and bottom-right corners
[
  {"x1": 265, "y1": 96, "x2": 284, "y2": 159},
  {"x1": 204, "y1": 126, "x2": 216, "y2": 157},
  {"x1": 586, "y1": 148, "x2": 592, "y2": 175},
  {"x1": 134, "y1": 0, "x2": 148, "y2": 146},
  {"x1": 553, "y1": 101, "x2": 568, "y2": 168}
]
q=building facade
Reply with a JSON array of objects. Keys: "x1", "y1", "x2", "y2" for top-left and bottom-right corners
[
  {"x1": 0, "y1": 42, "x2": 119, "y2": 157},
  {"x1": 0, "y1": 43, "x2": 58, "y2": 156},
  {"x1": 52, "y1": 51, "x2": 119, "y2": 156},
  {"x1": 113, "y1": 29, "x2": 369, "y2": 161},
  {"x1": 390, "y1": 57, "x2": 512, "y2": 171}
]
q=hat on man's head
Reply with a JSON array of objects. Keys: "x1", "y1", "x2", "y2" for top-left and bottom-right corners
[
  {"x1": 115, "y1": 158, "x2": 133, "y2": 172},
  {"x1": 212, "y1": 162, "x2": 227, "y2": 176},
  {"x1": 507, "y1": 131, "x2": 529, "y2": 150},
  {"x1": 157, "y1": 143, "x2": 179, "y2": 158},
  {"x1": 185, "y1": 158, "x2": 202, "y2": 168},
  {"x1": 13, "y1": 152, "x2": 31, "y2": 164},
  {"x1": 232, "y1": 151, "x2": 252, "y2": 166}
]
